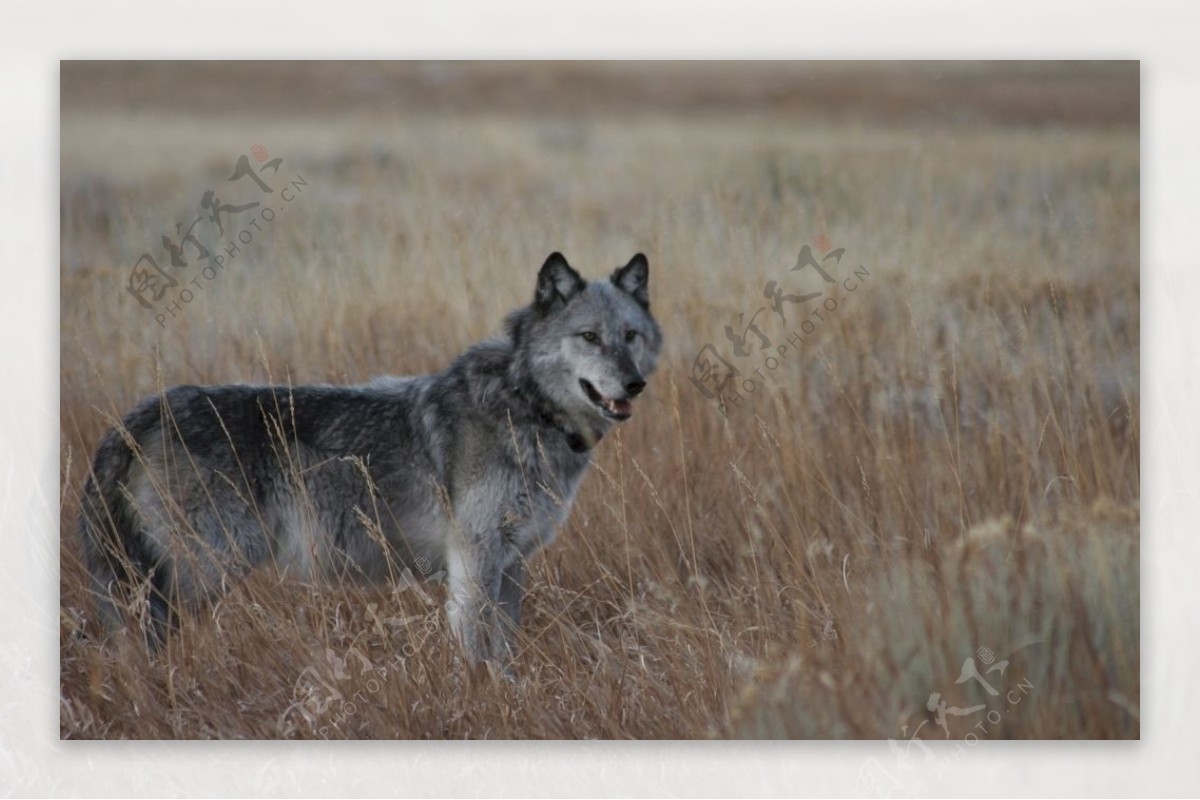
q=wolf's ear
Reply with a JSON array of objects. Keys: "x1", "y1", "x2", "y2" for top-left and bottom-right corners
[
  {"x1": 535, "y1": 252, "x2": 586, "y2": 313},
  {"x1": 611, "y1": 253, "x2": 650, "y2": 307}
]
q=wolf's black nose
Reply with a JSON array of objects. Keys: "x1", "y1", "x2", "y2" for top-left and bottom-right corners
[{"x1": 626, "y1": 379, "x2": 646, "y2": 397}]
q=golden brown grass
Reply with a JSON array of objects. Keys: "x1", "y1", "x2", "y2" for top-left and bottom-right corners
[{"x1": 59, "y1": 62, "x2": 1138, "y2": 739}]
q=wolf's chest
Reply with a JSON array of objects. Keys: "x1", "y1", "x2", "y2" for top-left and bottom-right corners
[{"x1": 496, "y1": 442, "x2": 590, "y2": 555}]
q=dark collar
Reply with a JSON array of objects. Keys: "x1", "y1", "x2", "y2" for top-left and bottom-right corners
[
  {"x1": 532, "y1": 398, "x2": 603, "y2": 453},
  {"x1": 563, "y1": 427, "x2": 602, "y2": 453},
  {"x1": 510, "y1": 374, "x2": 602, "y2": 453}
]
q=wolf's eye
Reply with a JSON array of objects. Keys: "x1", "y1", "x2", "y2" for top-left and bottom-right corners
[
  {"x1": 624, "y1": 329, "x2": 638, "y2": 343},
  {"x1": 580, "y1": 332, "x2": 598, "y2": 343}
]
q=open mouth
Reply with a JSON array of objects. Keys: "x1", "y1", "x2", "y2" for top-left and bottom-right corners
[{"x1": 580, "y1": 379, "x2": 633, "y2": 421}]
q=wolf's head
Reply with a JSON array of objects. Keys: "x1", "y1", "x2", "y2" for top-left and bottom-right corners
[{"x1": 509, "y1": 252, "x2": 663, "y2": 445}]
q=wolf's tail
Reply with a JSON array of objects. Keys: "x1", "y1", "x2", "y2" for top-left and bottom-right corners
[{"x1": 79, "y1": 403, "x2": 173, "y2": 646}]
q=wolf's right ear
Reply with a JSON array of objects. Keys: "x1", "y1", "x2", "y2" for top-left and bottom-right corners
[
  {"x1": 611, "y1": 253, "x2": 650, "y2": 307},
  {"x1": 535, "y1": 252, "x2": 586, "y2": 313}
]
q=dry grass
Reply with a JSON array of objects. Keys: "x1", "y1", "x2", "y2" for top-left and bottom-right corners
[{"x1": 59, "y1": 62, "x2": 1139, "y2": 739}]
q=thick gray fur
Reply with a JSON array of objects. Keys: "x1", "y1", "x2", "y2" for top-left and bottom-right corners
[{"x1": 80, "y1": 252, "x2": 662, "y2": 667}]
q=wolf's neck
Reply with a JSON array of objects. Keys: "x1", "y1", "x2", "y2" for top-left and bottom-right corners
[{"x1": 505, "y1": 353, "x2": 603, "y2": 454}]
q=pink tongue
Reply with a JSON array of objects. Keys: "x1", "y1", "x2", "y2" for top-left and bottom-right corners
[{"x1": 608, "y1": 398, "x2": 633, "y2": 416}]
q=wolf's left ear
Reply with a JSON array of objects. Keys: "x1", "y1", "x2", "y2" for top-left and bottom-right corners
[
  {"x1": 535, "y1": 252, "x2": 587, "y2": 313},
  {"x1": 611, "y1": 253, "x2": 650, "y2": 307}
]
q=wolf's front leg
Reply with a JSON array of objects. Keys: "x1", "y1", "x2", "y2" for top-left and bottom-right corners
[
  {"x1": 443, "y1": 535, "x2": 517, "y2": 670},
  {"x1": 443, "y1": 537, "x2": 489, "y2": 665},
  {"x1": 493, "y1": 558, "x2": 525, "y2": 665},
  {"x1": 497, "y1": 559, "x2": 525, "y2": 631}
]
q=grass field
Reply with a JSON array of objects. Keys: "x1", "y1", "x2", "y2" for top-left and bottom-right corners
[{"x1": 59, "y1": 61, "x2": 1139, "y2": 740}]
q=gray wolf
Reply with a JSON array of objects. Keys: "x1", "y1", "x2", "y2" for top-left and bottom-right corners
[{"x1": 79, "y1": 252, "x2": 662, "y2": 667}]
